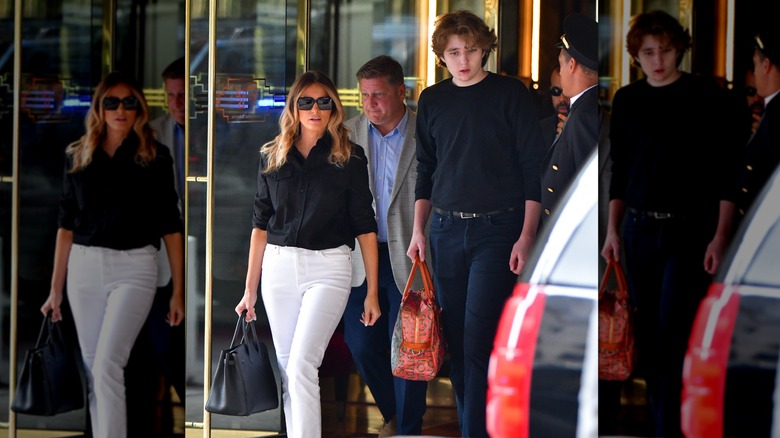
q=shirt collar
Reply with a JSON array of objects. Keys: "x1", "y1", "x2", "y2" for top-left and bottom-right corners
[
  {"x1": 765, "y1": 89, "x2": 780, "y2": 106},
  {"x1": 568, "y1": 84, "x2": 597, "y2": 107}
]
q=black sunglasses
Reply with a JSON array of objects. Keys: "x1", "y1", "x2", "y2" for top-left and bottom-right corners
[
  {"x1": 550, "y1": 86, "x2": 563, "y2": 97},
  {"x1": 297, "y1": 96, "x2": 334, "y2": 111},
  {"x1": 745, "y1": 86, "x2": 758, "y2": 97},
  {"x1": 103, "y1": 96, "x2": 139, "y2": 111}
]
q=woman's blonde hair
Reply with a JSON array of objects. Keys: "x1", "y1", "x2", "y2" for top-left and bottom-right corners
[
  {"x1": 66, "y1": 71, "x2": 156, "y2": 172},
  {"x1": 261, "y1": 71, "x2": 351, "y2": 172}
]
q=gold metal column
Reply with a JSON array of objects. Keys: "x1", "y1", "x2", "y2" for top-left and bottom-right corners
[
  {"x1": 296, "y1": 0, "x2": 311, "y2": 75},
  {"x1": 202, "y1": 0, "x2": 217, "y2": 435},
  {"x1": 102, "y1": 0, "x2": 115, "y2": 75},
  {"x1": 9, "y1": 0, "x2": 21, "y2": 433}
]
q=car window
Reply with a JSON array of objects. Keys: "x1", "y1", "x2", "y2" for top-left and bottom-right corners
[
  {"x1": 742, "y1": 218, "x2": 780, "y2": 288},
  {"x1": 547, "y1": 204, "x2": 598, "y2": 289}
]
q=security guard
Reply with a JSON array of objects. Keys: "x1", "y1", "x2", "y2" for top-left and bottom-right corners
[
  {"x1": 735, "y1": 27, "x2": 780, "y2": 218},
  {"x1": 541, "y1": 13, "x2": 602, "y2": 218}
]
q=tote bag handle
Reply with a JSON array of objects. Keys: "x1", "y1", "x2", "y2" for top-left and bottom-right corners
[
  {"x1": 402, "y1": 256, "x2": 437, "y2": 304},
  {"x1": 599, "y1": 260, "x2": 629, "y2": 300},
  {"x1": 230, "y1": 310, "x2": 262, "y2": 354}
]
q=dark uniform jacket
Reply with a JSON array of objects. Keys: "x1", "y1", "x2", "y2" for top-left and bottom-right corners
[
  {"x1": 541, "y1": 85, "x2": 601, "y2": 217},
  {"x1": 735, "y1": 94, "x2": 780, "y2": 217}
]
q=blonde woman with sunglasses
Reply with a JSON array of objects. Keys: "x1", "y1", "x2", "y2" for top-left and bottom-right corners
[
  {"x1": 235, "y1": 70, "x2": 379, "y2": 438},
  {"x1": 40, "y1": 71, "x2": 184, "y2": 438}
]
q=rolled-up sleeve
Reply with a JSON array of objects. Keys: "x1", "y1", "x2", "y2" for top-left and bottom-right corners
[
  {"x1": 347, "y1": 145, "x2": 378, "y2": 236},
  {"x1": 154, "y1": 146, "x2": 184, "y2": 236},
  {"x1": 57, "y1": 157, "x2": 77, "y2": 230},
  {"x1": 252, "y1": 155, "x2": 274, "y2": 230}
]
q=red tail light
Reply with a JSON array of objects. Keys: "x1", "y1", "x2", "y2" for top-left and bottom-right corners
[
  {"x1": 682, "y1": 283, "x2": 741, "y2": 438},
  {"x1": 487, "y1": 283, "x2": 547, "y2": 438}
]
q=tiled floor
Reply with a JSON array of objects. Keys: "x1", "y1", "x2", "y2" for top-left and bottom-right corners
[
  {"x1": 319, "y1": 373, "x2": 460, "y2": 438},
  {"x1": 4, "y1": 374, "x2": 653, "y2": 437},
  {"x1": 179, "y1": 371, "x2": 460, "y2": 438}
]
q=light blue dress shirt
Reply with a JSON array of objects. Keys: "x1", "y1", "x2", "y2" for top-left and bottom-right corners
[
  {"x1": 173, "y1": 123, "x2": 186, "y2": 203},
  {"x1": 368, "y1": 109, "x2": 408, "y2": 243}
]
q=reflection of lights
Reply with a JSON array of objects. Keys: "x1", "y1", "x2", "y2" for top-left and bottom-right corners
[
  {"x1": 256, "y1": 98, "x2": 285, "y2": 108},
  {"x1": 532, "y1": 0, "x2": 539, "y2": 83},
  {"x1": 61, "y1": 99, "x2": 92, "y2": 107},
  {"x1": 426, "y1": 2, "x2": 436, "y2": 87},
  {"x1": 726, "y1": 0, "x2": 735, "y2": 82},
  {"x1": 219, "y1": 97, "x2": 249, "y2": 103}
]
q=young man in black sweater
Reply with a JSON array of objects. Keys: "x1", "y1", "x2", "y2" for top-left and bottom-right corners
[{"x1": 406, "y1": 10, "x2": 545, "y2": 438}]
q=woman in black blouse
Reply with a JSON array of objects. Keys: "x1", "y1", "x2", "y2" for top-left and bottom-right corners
[
  {"x1": 235, "y1": 71, "x2": 379, "y2": 438},
  {"x1": 40, "y1": 72, "x2": 184, "y2": 438}
]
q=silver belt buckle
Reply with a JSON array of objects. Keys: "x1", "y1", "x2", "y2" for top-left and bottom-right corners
[{"x1": 459, "y1": 212, "x2": 478, "y2": 219}]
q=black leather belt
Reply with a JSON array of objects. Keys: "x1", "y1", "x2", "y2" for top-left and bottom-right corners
[
  {"x1": 628, "y1": 208, "x2": 678, "y2": 219},
  {"x1": 433, "y1": 206, "x2": 517, "y2": 219}
]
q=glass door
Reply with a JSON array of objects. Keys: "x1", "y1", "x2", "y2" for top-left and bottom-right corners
[
  {"x1": 186, "y1": 0, "x2": 295, "y2": 434},
  {"x1": 5, "y1": 0, "x2": 186, "y2": 435},
  {"x1": 0, "y1": 0, "x2": 13, "y2": 428},
  {"x1": 12, "y1": 0, "x2": 101, "y2": 434}
]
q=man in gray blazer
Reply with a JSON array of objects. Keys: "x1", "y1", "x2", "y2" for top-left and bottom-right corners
[
  {"x1": 150, "y1": 56, "x2": 186, "y2": 206},
  {"x1": 344, "y1": 55, "x2": 429, "y2": 437}
]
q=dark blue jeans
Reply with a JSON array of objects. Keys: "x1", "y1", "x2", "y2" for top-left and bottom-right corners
[
  {"x1": 428, "y1": 208, "x2": 524, "y2": 438},
  {"x1": 623, "y1": 210, "x2": 714, "y2": 438},
  {"x1": 344, "y1": 246, "x2": 428, "y2": 434}
]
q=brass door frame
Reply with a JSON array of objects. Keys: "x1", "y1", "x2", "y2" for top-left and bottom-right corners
[{"x1": 8, "y1": 0, "x2": 21, "y2": 432}]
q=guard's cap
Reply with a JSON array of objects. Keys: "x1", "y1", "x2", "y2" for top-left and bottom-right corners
[
  {"x1": 755, "y1": 27, "x2": 780, "y2": 65},
  {"x1": 556, "y1": 13, "x2": 598, "y2": 71}
]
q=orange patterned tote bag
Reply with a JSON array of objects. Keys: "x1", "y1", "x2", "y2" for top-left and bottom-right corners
[
  {"x1": 598, "y1": 260, "x2": 635, "y2": 381},
  {"x1": 391, "y1": 256, "x2": 446, "y2": 381}
]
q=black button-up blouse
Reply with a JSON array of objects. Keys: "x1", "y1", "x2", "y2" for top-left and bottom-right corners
[
  {"x1": 252, "y1": 133, "x2": 377, "y2": 251},
  {"x1": 58, "y1": 132, "x2": 183, "y2": 250}
]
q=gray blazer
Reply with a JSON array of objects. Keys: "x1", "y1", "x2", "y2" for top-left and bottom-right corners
[{"x1": 345, "y1": 108, "x2": 429, "y2": 293}]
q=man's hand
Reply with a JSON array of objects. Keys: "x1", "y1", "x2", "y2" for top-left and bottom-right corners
[{"x1": 509, "y1": 235, "x2": 534, "y2": 275}]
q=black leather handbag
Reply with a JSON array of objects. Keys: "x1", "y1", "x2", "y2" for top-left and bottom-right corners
[
  {"x1": 12, "y1": 312, "x2": 85, "y2": 416},
  {"x1": 205, "y1": 310, "x2": 279, "y2": 416}
]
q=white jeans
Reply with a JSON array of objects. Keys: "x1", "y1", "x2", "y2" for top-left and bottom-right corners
[
  {"x1": 262, "y1": 244, "x2": 352, "y2": 438},
  {"x1": 67, "y1": 244, "x2": 158, "y2": 438}
]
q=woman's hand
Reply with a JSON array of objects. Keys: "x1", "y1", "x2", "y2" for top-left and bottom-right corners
[
  {"x1": 360, "y1": 294, "x2": 381, "y2": 327},
  {"x1": 40, "y1": 291, "x2": 63, "y2": 322},
  {"x1": 166, "y1": 292, "x2": 185, "y2": 326},
  {"x1": 235, "y1": 292, "x2": 258, "y2": 322}
]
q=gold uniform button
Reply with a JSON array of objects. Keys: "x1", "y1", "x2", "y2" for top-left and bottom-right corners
[
  {"x1": 547, "y1": 187, "x2": 554, "y2": 193},
  {"x1": 742, "y1": 187, "x2": 748, "y2": 193},
  {"x1": 552, "y1": 165, "x2": 559, "y2": 171},
  {"x1": 746, "y1": 164, "x2": 753, "y2": 171},
  {"x1": 739, "y1": 209, "x2": 745, "y2": 215},
  {"x1": 544, "y1": 209, "x2": 551, "y2": 215}
]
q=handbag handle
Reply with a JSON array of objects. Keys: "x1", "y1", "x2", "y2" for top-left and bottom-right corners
[
  {"x1": 231, "y1": 310, "x2": 262, "y2": 351},
  {"x1": 34, "y1": 313, "x2": 51, "y2": 348},
  {"x1": 402, "y1": 256, "x2": 437, "y2": 304},
  {"x1": 34, "y1": 311, "x2": 63, "y2": 348},
  {"x1": 599, "y1": 260, "x2": 629, "y2": 300}
]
